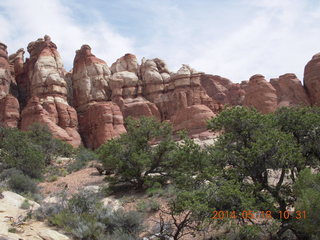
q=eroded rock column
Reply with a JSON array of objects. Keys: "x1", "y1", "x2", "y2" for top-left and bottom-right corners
[
  {"x1": 72, "y1": 45, "x2": 126, "y2": 149},
  {"x1": 19, "y1": 36, "x2": 81, "y2": 147}
]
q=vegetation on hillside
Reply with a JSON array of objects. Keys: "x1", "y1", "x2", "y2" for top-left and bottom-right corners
[
  {"x1": 1, "y1": 106, "x2": 320, "y2": 239},
  {"x1": 0, "y1": 123, "x2": 74, "y2": 197},
  {"x1": 97, "y1": 106, "x2": 320, "y2": 240}
]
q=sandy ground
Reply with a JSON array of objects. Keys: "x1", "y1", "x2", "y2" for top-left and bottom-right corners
[{"x1": 39, "y1": 167, "x2": 105, "y2": 196}]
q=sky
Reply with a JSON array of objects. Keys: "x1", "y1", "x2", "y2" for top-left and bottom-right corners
[{"x1": 0, "y1": 0, "x2": 320, "y2": 83}]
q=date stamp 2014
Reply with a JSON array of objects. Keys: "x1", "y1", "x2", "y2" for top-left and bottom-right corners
[{"x1": 211, "y1": 210, "x2": 307, "y2": 220}]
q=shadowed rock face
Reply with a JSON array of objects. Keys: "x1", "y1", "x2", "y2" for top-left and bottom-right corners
[
  {"x1": 304, "y1": 53, "x2": 320, "y2": 106},
  {"x1": 243, "y1": 74, "x2": 278, "y2": 114},
  {"x1": 0, "y1": 42, "x2": 20, "y2": 128},
  {"x1": 271, "y1": 73, "x2": 310, "y2": 107},
  {"x1": 19, "y1": 36, "x2": 81, "y2": 147}
]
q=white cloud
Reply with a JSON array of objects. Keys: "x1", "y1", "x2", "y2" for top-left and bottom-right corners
[
  {"x1": 0, "y1": 0, "x2": 135, "y2": 70},
  {"x1": 132, "y1": 0, "x2": 320, "y2": 82},
  {"x1": 1, "y1": 0, "x2": 320, "y2": 83}
]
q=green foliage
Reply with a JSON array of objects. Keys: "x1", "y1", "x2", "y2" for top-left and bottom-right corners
[
  {"x1": 20, "y1": 199, "x2": 31, "y2": 209},
  {"x1": 293, "y1": 169, "x2": 320, "y2": 238},
  {"x1": 38, "y1": 190, "x2": 144, "y2": 240},
  {"x1": 167, "y1": 134, "x2": 212, "y2": 189},
  {"x1": 207, "y1": 107, "x2": 303, "y2": 205},
  {"x1": 0, "y1": 127, "x2": 45, "y2": 178},
  {"x1": 136, "y1": 199, "x2": 160, "y2": 212},
  {"x1": 97, "y1": 117, "x2": 176, "y2": 189},
  {"x1": 26, "y1": 123, "x2": 74, "y2": 165},
  {"x1": 67, "y1": 146, "x2": 97, "y2": 172},
  {"x1": 274, "y1": 106, "x2": 320, "y2": 167},
  {"x1": 8, "y1": 171, "x2": 38, "y2": 194},
  {"x1": 0, "y1": 123, "x2": 74, "y2": 179},
  {"x1": 8, "y1": 227, "x2": 18, "y2": 233},
  {"x1": 206, "y1": 106, "x2": 320, "y2": 239},
  {"x1": 238, "y1": 225, "x2": 263, "y2": 240}
]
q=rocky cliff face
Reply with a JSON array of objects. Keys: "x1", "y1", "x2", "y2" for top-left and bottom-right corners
[
  {"x1": 0, "y1": 42, "x2": 20, "y2": 128},
  {"x1": 304, "y1": 53, "x2": 320, "y2": 106},
  {"x1": 0, "y1": 36, "x2": 317, "y2": 148}
]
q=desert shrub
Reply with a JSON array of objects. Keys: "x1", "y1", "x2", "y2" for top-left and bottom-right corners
[
  {"x1": 8, "y1": 172, "x2": 38, "y2": 194},
  {"x1": 68, "y1": 147, "x2": 97, "y2": 172},
  {"x1": 8, "y1": 227, "x2": 18, "y2": 233},
  {"x1": 238, "y1": 225, "x2": 263, "y2": 240},
  {"x1": 47, "y1": 175, "x2": 58, "y2": 182},
  {"x1": 26, "y1": 123, "x2": 74, "y2": 165},
  {"x1": 20, "y1": 199, "x2": 31, "y2": 209},
  {"x1": 137, "y1": 199, "x2": 160, "y2": 213},
  {"x1": 45, "y1": 165, "x2": 68, "y2": 178},
  {"x1": 0, "y1": 127, "x2": 45, "y2": 178},
  {"x1": 107, "y1": 230, "x2": 139, "y2": 240},
  {"x1": 108, "y1": 209, "x2": 144, "y2": 236},
  {"x1": 34, "y1": 193, "x2": 67, "y2": 221},
  {"x1": 38, "y1": 190, "x2": 144, "y2": 240},
  {"x1": 0, "y1": 168, "x2": 22, "y2": 180}
]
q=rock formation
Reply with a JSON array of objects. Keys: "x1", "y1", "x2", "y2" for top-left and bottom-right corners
[
  {"x1": 200, "y1": 74, "x2": 246, "y2": 105},
  {"x1": 0, "y1": 42, "x2": 20, "y2": 128},
  {"x1": 0, "y1": 36, "x2": 319, "y2": 148},
  {"x1": 18, "y1": 36, "x2": 81, "y2": 147},
  {"x1": 72, "y1": 45, "x2": 126, "y2": 149},
  {"x1": 271, "y1": 73, "x2": 310, "y2": 107},
  {"x1": 304, "y1": 53, "x2": 320, "y2": 106},
  {"x1": 110, "y1": 54, "x2": 161, "y2": 119},
  {"x1": 243, "y1": 74, "x2": 278, "y2": 114},
  {"x1": 141, "y1": 61, "x2": 218, "y2": 122}
]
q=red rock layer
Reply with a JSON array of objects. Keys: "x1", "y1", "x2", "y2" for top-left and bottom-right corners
[{"x1": 77, "y1": 102, "x2": 126, "y2": 149}]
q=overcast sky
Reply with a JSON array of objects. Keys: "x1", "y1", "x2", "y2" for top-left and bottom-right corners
[{"x1": 0, "y1": 0, "x2": 320, "y2": 82}]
